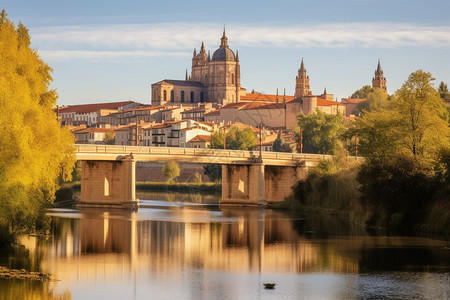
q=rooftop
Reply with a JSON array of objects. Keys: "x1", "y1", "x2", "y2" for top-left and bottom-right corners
[{"x1": 59, "y1": 101, "x2": 135, "y2": 114}]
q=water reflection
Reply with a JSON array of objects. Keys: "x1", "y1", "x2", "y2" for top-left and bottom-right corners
[{"x1": 1, "y1": 199, "x2": 449, "y2": 299}]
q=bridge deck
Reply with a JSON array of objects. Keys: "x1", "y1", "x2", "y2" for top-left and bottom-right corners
[{"x1": 74, "y1": 145, "x2": 338, "y2": 166}]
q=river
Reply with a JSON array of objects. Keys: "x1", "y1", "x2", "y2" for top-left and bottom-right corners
[{"x1": 0, "y1": 191, "x2": 449, "y2": 299}]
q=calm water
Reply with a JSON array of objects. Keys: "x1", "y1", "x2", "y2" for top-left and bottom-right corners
[{"x1": 0, "y1": 192, "x2": 449, "y2": 300}]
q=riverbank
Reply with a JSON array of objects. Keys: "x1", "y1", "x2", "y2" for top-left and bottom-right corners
[
  {"x1": 273, "y1": 157, "x2": 450, "y2": 236},
  {"x1": 0, "y1": 266, "x2": 52, "y2": 281},
  {"x1": 61, "y1": 181, "x2": 221, "y2": 194}
]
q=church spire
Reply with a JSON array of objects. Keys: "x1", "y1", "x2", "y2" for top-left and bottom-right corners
[
  {"x1": 372, "y1": 59, "x2": 387, "y2": 92},
  {"x1": 283, "y1": 88, "x2": 286, "y2": 105},
  {"x1": 323, "y1": 87, "x2": 327, "y2": 95},
  {"x1": 193, "y1": 48, "x2": 197, "y2": 57},
  {"x1": 236, "y1": 50, "x2": 239, "y2": 62},
  {"x1": 200, "y1": 41, "x2": 205, "y2": 53},
  {"x1": 185, "y1": 69, "x2": 188, "y2": 81},
  {"x1": 299, "y1": 58, "x2": 306, "y2": 73},
  {"x1": 276, "y1": 88, "x2": 279, "y2": 103},
  {"x1": 376, "y1": 59, "x2": 382, "y2": 73},
  {"x1": 220, "y1": 25, "x2": 228, "y2": 48}
]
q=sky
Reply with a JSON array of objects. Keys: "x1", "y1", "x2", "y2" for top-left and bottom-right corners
[{"x1": 3, "y1": 0, "x2": 450, "y2": 106}]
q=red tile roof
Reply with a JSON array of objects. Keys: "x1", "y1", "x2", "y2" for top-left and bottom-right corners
[
  {"x1": 59, "y1": 101, "x2": 135, "y2": 114},
  {"x1": 317, "y1": 98, "x2": 345, "y2": 106},
  {"x1": 189, "y1": 135, "x2": 211, "y2": 142},
  {"x1": 204, "y1": 110, "x2": 220, "y2": 116},
  {"x1": 240, "y1": 93, "x2": 295, "y2": 103}
]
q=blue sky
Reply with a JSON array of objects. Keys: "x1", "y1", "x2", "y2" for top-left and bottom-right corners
[{"x1": 3, "y1": 0, "x2": 450, "y2": 105}]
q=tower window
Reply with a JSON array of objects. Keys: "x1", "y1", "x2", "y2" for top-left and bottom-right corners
[
  {"x1": 181, "y1": 91, "x2": 185, "y2": 102},
  {"x1": 231, "y1": 73, "x2": 235, "y2": 84},
  {"x1": 171, "y1": 90, "x2": 174, "y2": 102},
  {"x1": 200, "y1": 92, "x2": 204, "y2": 103},
  {"x1": 190, "y1": 91, "x2": 194, "y2": 103},
  {"x1": 163, "y1": 90, "x2": 167, "y2": 101}
]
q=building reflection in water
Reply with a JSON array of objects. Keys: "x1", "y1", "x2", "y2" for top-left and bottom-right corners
[
  {"x1": 35, "y1": 207, "x2": 449, "y2": 299},
  {"x1": 43, "y1": 207, "x2": 361, "y2": 283}
]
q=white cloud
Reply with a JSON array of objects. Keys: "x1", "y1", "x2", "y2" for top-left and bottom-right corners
[
  {"x1": 39, "y1": 50, "x2": 187, "y2": 61},
  {"x1": 31, "y1": 22, "x2": 450, "y2": 61}
]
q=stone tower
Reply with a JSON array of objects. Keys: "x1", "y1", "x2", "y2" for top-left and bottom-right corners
[
  {"x1": 294, "y1": 59, "x2": 311, "y2": 98},
  {"x1": 372, "y1": 60, "x2": 387, "y2": 92},
  {"x1": 191, "y1": 41, "x2": 209, "y2": 84},
  {"x1": 208, "y1": 28, "x2": 240, "y2": 105}
]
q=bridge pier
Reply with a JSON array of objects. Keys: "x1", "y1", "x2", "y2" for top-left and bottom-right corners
[
  {"x1": 78, "y1": 156, "x2": 138, "y2": 209},
  {"x1": 221, "y1": 164, "x2": 307, "y2": 206},
  {"x1": 221, "y1": 163, "x2": 267, "y2": 206}
]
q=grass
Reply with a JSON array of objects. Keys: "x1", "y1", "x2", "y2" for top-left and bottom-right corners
[{"x1": 60, "y1": 181, "x2": 221, "y2": 194}]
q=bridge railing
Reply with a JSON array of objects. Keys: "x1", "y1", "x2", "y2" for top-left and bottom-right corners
[{"x1": 74, "y1": 144, "x2": 349, "y2": 163}]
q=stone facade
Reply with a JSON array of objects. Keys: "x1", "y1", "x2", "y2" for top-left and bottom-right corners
[{"x1": 152, "y1": 29, "x2": 240, "y2": 107}]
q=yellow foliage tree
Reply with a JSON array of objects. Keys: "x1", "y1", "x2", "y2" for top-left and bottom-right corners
[{"x1": 0, "y1": 10, "x2": 75, "y2": 239}]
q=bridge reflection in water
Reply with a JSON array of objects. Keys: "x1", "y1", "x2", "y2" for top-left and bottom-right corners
[
  {"x1": 44, "y1": 208, "x2": 360, "y2": 279},
  {"x1": 34, "y1": 206, "x2": 450, "y2": 299}
]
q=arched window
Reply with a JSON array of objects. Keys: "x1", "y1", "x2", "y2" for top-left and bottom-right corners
[
  {"x1": 181, "y1": 91, "x2": 185, "y2": 102},
  {"x1": 200, "y1": 92, "x2": 204, "y2": 103},
  {"x1": 231, "y1": 73, "x2": 235, "y2": 84},
  {"x1": 190, "y1": 91, "x2": 194, "y2": 103},
  {"x1": 170, "y1": 90, "x2": 174, "y2": 102},
  {"x1": 163, "y1": 90, "x2": 167, "y2": 101}
]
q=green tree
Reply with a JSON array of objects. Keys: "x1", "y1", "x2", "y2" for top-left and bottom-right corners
[
  {"x1": 294, "y1": 110, "x2": 344, "y2": 154},
  {"x1": 350, "y1": 85, "x2": 374, "y2": 99},
  {"x1": 272, "y1": 131, "x2": 292, "y2": 153},
  {"x1": 0, "y1": 11, "x2": 75, "y2": 242},
  {"x1": 210, "y1": 126, "x2": 257, "y2": 150},
  {"x1": 203, "y1": 164, "x2": 222, "y2": 182},
  {"x1": 395, "y1": 70, "x2": 448, "y2": 160},
  {"x1": 352, "y1": 70, "x2": 450, "y2": 230},
  {"x1": 103, "y1": 132, "x2": 115, "y2": 145},
  {"x1": 162, "y1": 161, "x2": 180, "y2": 183},
  {"x1": 355, "y1": 88, "x2": 389, "y2": 115},
  {"x1": 438, "y1": 81, "x2": 450, "y2": 100}
]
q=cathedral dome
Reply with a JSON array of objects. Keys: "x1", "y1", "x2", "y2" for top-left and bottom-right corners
[
  {"x1": 212, "y1": 47, "x2": 235, "y2": 61},
  {"x1": 212, "y1": 28, "x2": 236, "y2": 62}
]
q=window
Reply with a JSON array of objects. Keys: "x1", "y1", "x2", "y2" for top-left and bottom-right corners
[
  {"x1": 190, "y1": 91, "x2": 194, "y2": 103},
  {"x1": 200, "y1": 92, "x2": 204, "y2": 103},
  {"x1": 180, "y1": 132, "x2": 184, "y2": 137},
  {"x1": 231, "y1": 73, "x2": 234, "y2": 84},
  {"x1": 181, "y1": 91, "x2": 185, "y2": 102},
  {"x1": 163, "y1": 90, "x2": 167, "y2": 101},
  {"x1": 171, "y1": 90, "x2": 174, "y2": 102}
]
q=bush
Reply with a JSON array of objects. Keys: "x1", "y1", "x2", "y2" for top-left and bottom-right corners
[{"x1": 55, "y1": 188, "x2": 74, "y2": 203}]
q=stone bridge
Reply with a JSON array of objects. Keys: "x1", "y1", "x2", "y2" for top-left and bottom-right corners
[{"x1": 74, "y1": 145, "x2": 347, "y2": 208}]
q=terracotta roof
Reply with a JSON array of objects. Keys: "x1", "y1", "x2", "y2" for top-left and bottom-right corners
[
  {"x1": 221, "y1": 102, "x2": 247, "y2": 109},
  {"x1": 221, "y1": 102, "x2": 284, "y2": 110},
  {"x1": 204, "y1": 110, "x2": 220, "y2": 116},
  {"x1": 59, "y1": 101, "x2": 135, "y2": 114},
  {"x1": 188, "y1": 135, "x2": 211, "y2": 143},
  {"x1": 317, "y1": 98, "x2": 345, "y2": 106},
  {"x1": 240, "y1": 103, "x2": 285, "y2": 110},
  {"x1": 240, "y1": 93, "x2": 295, "y2": 103},
  {"x1": 341, "y1": 98, "x2": 367, "y2": 104},
  {"x1": 123, "y1": 105, "x2": 164, "y2": 112}
]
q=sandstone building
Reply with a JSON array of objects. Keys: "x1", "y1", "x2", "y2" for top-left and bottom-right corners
[{"x1": 151, "y1": 29, "x2": 241, "y2": 107}]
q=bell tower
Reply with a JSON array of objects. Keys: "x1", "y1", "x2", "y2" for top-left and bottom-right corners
[
  {"x1": 294, "y1": 59, "x2": 311, "y2": 98},
  {"x1": 372, "y1": 60, "x2": 387, "y2": 92}
]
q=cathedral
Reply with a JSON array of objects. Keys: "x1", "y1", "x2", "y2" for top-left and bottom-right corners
[{"x1": 151, "y1": 29, "x2": 241, "y2": 106}]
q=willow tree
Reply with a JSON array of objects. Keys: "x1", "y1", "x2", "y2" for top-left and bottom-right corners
[{"x1": 0, "y1": 10, "x2": 75, "y2": 241}]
